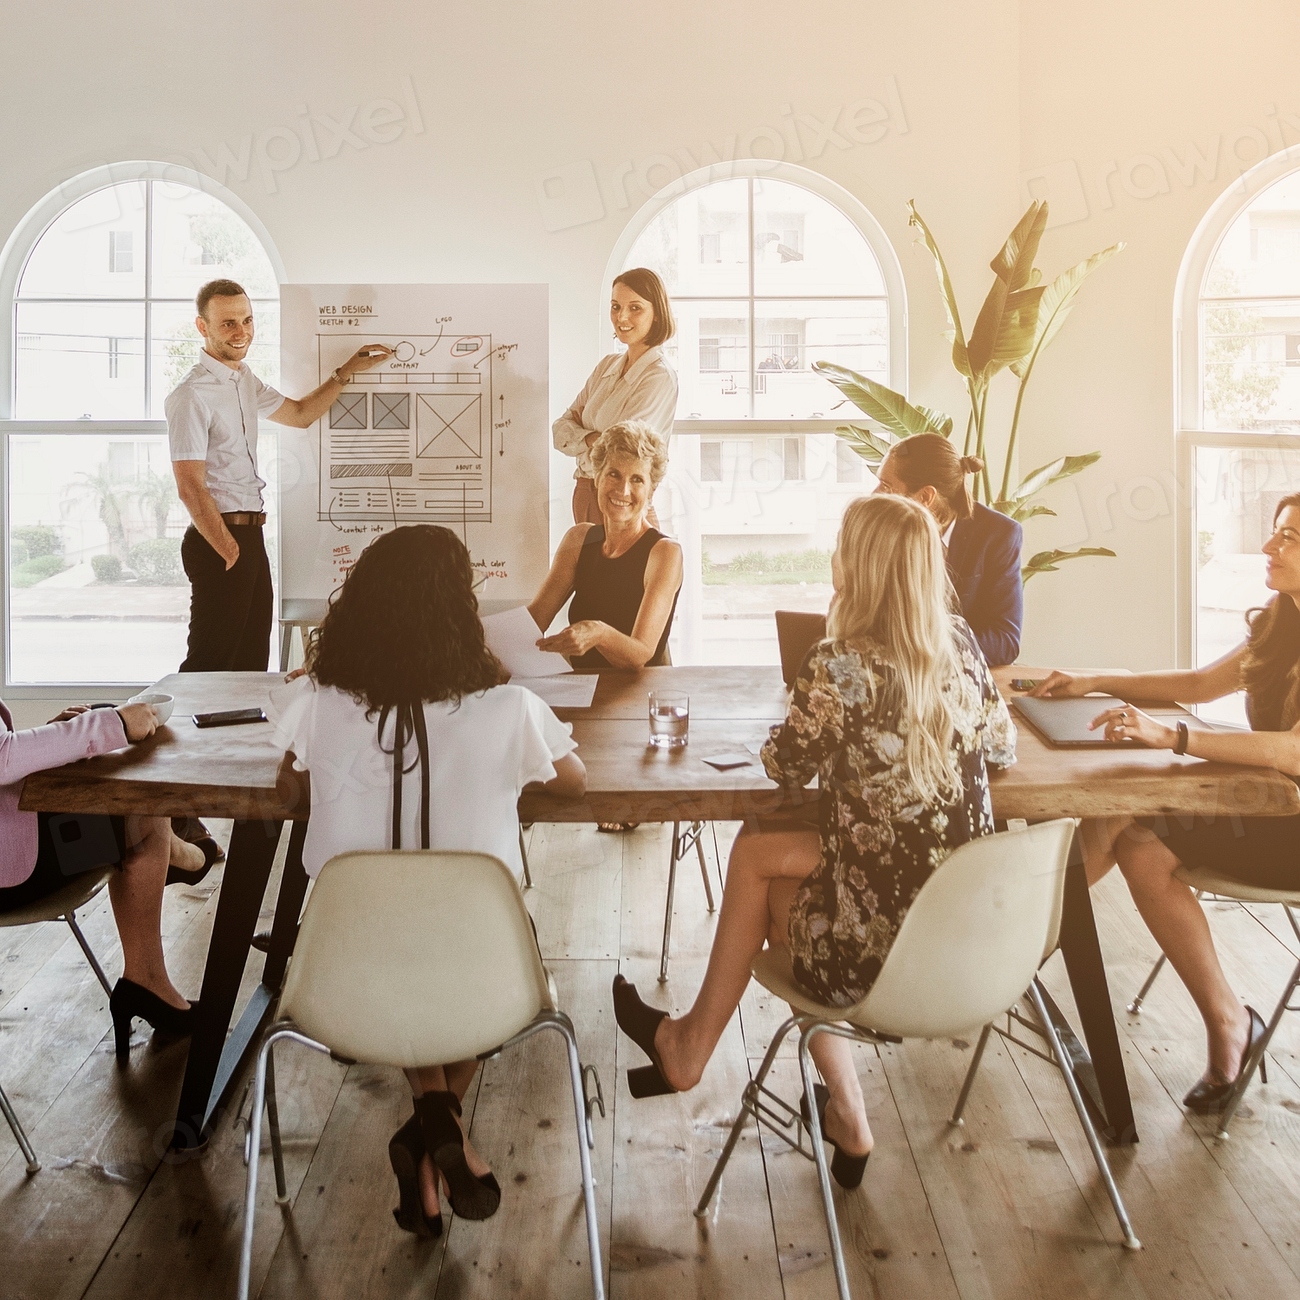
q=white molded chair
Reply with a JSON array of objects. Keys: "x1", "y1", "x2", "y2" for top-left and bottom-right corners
[
  {"x1": 0, "y1": 867, "x2": 115, "y2": 1175},
  {"x1": 695, "y1": 819, "x2": 1139, "y2": 1300},
  {"x1": 237, "y1": 850, "x2": 605, "y2": 1300},
  {"x1": 1125, "y1": 864, "x2": 1300, "y2": 1139}
]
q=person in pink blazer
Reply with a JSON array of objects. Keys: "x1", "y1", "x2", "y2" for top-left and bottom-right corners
[{"x1": 0, "y1": 700, "x2": 205, "y2": 1060}]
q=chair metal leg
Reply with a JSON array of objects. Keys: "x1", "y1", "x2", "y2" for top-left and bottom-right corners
[
  {"x1": 1029, "y1": 980, "x2": 1141, "y2": 1250},
  {"x1": 1126, "y1": 954, "x2": 1167, "y2": 1014},
  {"x1": 694, "y1": 823, "x2": 715, "y2": 913},
  {"x1": 495, "y1": 1009, "x2": 606, "y2": 1298},
  {"x1": 798, "y1": 1024, "x2": 854, "y2": 1300},
  {"x1": 659, "y1": 825, "x2": 681, "y2": 983},
  {"x1": 695, "y1": 1014, "x2": 803, "y2": 1218},
  {"x1": 264, "y1": 1046, "x2": 289, "y2": 1204},
  {"x1": 1215, "y1": 949, "x2": 1300, "y2": 1139},
  {"x1": 520, "y1": 826, "x2": 533, "y2": 890},
  {"x1": 0, "y1": 1080, "x2": 40, "y2": 1174},
  {"x1": 64, "y1": 911, "x2": 113, "y2": 997},
  {"x1": 949, "y1": 1022, "x2": 993, "y2": 1126},
  {"x1": 238, "y1": 1025, "x2": 329, "y2": 1300}
]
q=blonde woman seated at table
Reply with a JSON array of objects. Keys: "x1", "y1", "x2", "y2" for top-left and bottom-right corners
[
  {"x1": 530, "y1": 419, "x2": 683, "y2": 673},
  {"x1": 1028, "y1": 490, "x2": 1300, "y2": 1115},
  {"x1": 553, "y1": 267, "x2": 677, "y2": 526},
  {"x1": 0, "y1": 699, "x2": 208, "y2": 1059},
  {"x1": 269, "y1": 524, "x2": 585, "y2": 1237},
  {"x1": 612, "y1": 494, "x2": 1015, "y2": 1184}
]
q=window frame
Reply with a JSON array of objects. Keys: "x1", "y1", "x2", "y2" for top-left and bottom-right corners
[
  {"x1": 0, "y1": 162, "x2": 284, "y2": 700},
  {"x1": 1175, "y1": 142, "x2": 1300, "y2": 669},
  {"x1": 603, "y1": 162, "x2": 906, "y2": 664}
]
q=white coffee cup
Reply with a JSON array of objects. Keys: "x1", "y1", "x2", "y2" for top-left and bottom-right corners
[{"x1": 128, "y1": 691, "x2": 174, "y2": 724}]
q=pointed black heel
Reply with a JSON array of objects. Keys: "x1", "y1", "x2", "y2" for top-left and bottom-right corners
[
  {"x1": 612, "y1": 974, "x2": 677, "y2": 1099},
  {"x1": 414, "y1": 1091, "x2": 501, "y2": 1221},
  {"x1": 1183, "y1": 1005, "x2": 1267, "y2": 1113},
  {"x1": 389, "y1": 1109, "x2": 443, "y2": 1239},
  {"x1": 165, "y1": 836, "x2": 222, "y2": 888},
  {"x1": 108, "y1": 978, "x2": 194, "y2": 1064},
  {"x1": 801, "y1": 1083, "x2": 871, "y2": 1189}
]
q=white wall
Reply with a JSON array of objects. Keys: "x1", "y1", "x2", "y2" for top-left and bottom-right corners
[{"x1": 2, "y1": 0, "x2": 1295, "y2": 719}]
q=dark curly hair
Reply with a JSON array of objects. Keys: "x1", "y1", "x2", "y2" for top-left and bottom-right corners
[
  {"x1": 307, "y1": 526, "x2": 503, "y2": 713},
  {"x1": 1242, "y1": 492, "x2": 1300, "y2": 729}
]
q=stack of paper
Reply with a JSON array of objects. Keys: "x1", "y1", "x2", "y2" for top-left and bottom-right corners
[{"x1": 481, "y1": 605, "x2": 598, "y2": 708}]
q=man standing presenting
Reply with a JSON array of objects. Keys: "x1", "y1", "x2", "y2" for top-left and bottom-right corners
[{"x1": 167, "y1": 278, "x2": 390, "y2": 671}]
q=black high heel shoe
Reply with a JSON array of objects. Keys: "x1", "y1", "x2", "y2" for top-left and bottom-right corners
[
  {"x1": 801, "y1": 1083, "x2": 871, "y2": 1189},
  {"x1": 389, "y1": 1109, "x2": 443, "y2": 1239},
  {"x1": 1183, "y1": 1005, "x2": 1267, "y2": 1114},
  {"x1": 108, "y1": 977, "x2": 194, "y2": 1063},
  {"x1": 165, "y1": 836, "x2": 222, "y2": 888},
  {"x1": 612, "y1": 974, "x2": 676, "y2": 1098},
  {"x1": 413, "y1": 1091, "x2": 501, "y2": 1220}
]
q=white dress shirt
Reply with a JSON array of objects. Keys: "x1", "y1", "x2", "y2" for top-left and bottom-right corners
[
  {"x1": 553, "y1": 346, "x2": 678, "y2": 478},
  {"x1": 268, "y1": 677, "x2": 577, "y2": 882},
  {"x1": 165, "y1": 351, "x2": 285, "y2": 512}
]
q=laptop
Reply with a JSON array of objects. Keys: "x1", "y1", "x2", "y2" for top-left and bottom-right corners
[
  {"x1": 775, "y1": 610, "x2": 827, "y2": 688},
  {"x1": 1012, "y1": 695, "x2": 1216, "y2": 748}
]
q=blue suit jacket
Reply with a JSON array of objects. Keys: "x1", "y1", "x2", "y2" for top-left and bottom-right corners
[{"x1": 947, "y1": 502, "x2": 1023, "y2": 667}]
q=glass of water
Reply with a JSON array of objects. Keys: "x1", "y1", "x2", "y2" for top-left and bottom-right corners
[{"x1": 648, "y1": 692, "x2": 689, "y2": 749}]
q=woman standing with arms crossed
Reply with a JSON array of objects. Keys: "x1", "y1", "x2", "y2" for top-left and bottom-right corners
[{"x1": 554, "y1": 268, "x2": 678, "y2": 525}]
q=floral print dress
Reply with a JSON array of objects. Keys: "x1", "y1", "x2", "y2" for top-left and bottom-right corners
[{"x1": 762, "y1": 618, "x2": 1017, "y2": 1008}]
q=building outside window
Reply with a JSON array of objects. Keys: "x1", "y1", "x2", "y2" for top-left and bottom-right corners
[
  {"x1": 619, "y1": 169, "x2": 899, "y2": 663},
  {"x1": 4, "y1": 171, "x2": 280, "y2": 687}
]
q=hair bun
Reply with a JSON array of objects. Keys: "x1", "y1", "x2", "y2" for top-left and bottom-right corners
[{"x1": 959, "y1": 455, "x2": 984, "y2": 474}]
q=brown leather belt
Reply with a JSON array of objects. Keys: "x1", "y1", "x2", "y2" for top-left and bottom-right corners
[{"x1": 221, "y1": 511, "x2": 267, "y2": 526}]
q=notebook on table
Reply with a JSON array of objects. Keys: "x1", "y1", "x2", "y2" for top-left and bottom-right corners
[
  {"x1": 1012, "y1": 695, "x2": 1217, "y2": 748},
  {"x1": 775, "y1": 610, "x2": 827, "y2": 688}
]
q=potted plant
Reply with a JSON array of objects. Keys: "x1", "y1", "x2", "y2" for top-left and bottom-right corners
[{"x1": 815, "y1": 200, "x2": 1122, "y2": 579}]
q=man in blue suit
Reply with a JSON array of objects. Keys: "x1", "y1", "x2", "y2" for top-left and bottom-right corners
[{"x1": 945, "y1": 499, "x2": 1023, "y2": 666}]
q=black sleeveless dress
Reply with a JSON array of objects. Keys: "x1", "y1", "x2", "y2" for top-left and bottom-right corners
[
  {"x1": 567, "y1": 525, "x2": 679, "y2": 672},
  {"x1": 1139, "y1": 681, "x2": 1300, "y2": 888}
]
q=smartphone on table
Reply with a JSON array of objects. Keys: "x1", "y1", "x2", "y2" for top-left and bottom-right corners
[{"x1": 193, "y1": 708, "x2": 267, "y2": 728}]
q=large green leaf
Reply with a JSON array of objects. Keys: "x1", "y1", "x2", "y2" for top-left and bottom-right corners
[
  {"x1": 1010, "y1": 243, "x2": 1124, "y2": 381},
  {"x1": 990, "y1": 201, "x2": 1049, "y2": 292},
  {"x1": 835, "y1": 423, "x2": 891, "y2": 465},
  {"x1": 966, "y1": 282, "x2": 1045, "y2": 380},
  {"x1": 995, "y1": 502, "x2": 1057, "y2": 522},
  {"x1": 1008, "y1": 452, "x2": 1102, "y2": 504},
  {"x1": 813, "y1": 362, "x2": 952, "y2": 438},
  {"x1": 907, "y1": 202, "x2": 971, "y2": 379},
  {"x1": 1021, "y1": 546, "x2": 1116, "y2": 582}
]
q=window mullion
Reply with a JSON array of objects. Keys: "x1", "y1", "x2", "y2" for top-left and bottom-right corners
[
  {"x1": 747, "y1": 179, "x2": 755, "y2": 420},
  {"x1": 143, "y1": 180, "x2": 153, "y2": 417}
]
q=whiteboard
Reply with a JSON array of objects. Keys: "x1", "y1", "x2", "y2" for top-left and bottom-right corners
[{"x1": 278, "y1": 284, "x2": 548, "y2": 603}]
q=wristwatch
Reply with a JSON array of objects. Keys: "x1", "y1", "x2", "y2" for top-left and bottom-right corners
[{"x1": 330, "y1": 366, "x2": 351, "y2": 385}]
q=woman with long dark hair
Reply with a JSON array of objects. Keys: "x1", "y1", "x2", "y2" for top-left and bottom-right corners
[
  {"x1": 553, "y1": 267, "x2": 678, "y2": 526},
  {"x1": 874, "y1": 433, "x2": 1024, "y2": 666},
  {"x1": 270, "y1": 525, "x2": 585, "y2": 1236},
  {"x1": 1029, "y1": 492, "x2": 1300, "y2": 1114}
]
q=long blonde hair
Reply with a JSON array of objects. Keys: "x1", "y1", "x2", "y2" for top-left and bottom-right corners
[{"x1": 827, "y1": 494, "x2": 964, "y2": 805}]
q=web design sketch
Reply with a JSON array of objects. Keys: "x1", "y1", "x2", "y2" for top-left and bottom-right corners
[
  {"x1": 317, "y1": 331, "x2": 496, "y2": 523},
  {"x1": 279, "y1": 284, "x2": 549, "y2": 604}
]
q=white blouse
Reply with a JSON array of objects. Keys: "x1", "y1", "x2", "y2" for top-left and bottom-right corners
[
  {"x1": 268, "y1": 678, "x2": 576, "y2": 881},
  {"x1": 552, "y1": 346, "x2": 678, "y2": 478}
]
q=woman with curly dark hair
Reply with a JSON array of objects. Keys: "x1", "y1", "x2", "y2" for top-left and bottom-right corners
[{"x1": 269, "y1": 524, "x2": 584, "y2": 1237}]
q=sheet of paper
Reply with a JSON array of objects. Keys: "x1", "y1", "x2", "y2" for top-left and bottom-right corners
[
  {"x1": 701, "y1": 752, "x2": 753, "y2": 770},
  {"x1": 482, "y1": 605, "x2": 571, "y2": 679},
  {"x1": 515, "y1": 674, "x2": 598, "y2": 709}
]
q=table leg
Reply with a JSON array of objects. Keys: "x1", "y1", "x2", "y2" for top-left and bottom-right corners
[
  {"x1": 170, "y1": 819, "x2": 283, "y2": 1151},
  {"x1": 1057, "y1": 859, "x2": 1138, "y2": 1145},
  {"x1": 261, "y1": 820, "x2": 308, "y2": 990},
  {"x1": 278, "y1": 624, "x2": 293, "y2": 673}
]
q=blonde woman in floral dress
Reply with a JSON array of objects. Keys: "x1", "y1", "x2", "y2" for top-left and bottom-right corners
[{"x1": 613, "y1": 493, "x2": 1015, "y2": 1184}]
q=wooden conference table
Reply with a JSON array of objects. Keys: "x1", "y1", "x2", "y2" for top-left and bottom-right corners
[{"x1": 20, "y1": 666, "x2": 1300, "y2": 1151}]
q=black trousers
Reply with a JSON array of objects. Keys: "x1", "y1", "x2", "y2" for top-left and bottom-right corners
[{"x1": 179, "y1": 523, "x2": 273, "y2": 673}]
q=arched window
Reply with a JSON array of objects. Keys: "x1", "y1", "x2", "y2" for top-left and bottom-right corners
[
  {"x1": 1180, "y1": 155, "x2": 1300, "y2": 711},
  {"x1": 1, "y1": 166, "x2": 281, "y2": 691},
  {"x1": 610, "y1": 165, "x2": 904, "y2": 664}
]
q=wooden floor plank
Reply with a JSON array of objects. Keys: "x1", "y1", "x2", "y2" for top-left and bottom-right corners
[{"x1": 524, "y1": 824, "x2": 623, "y2": 961}]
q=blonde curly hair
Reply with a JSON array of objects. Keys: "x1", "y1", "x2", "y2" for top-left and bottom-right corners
[{"x1": 589, "y1": 419, "x2": 670, "y2": 490}]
